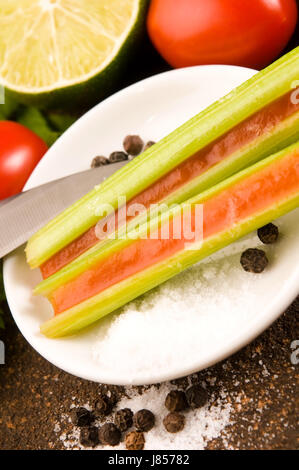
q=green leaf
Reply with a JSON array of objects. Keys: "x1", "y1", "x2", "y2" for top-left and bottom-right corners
[
  {"x1": 17, "y1": 107, "x2": 61, "y2": 146},
  {"x1": 0, "y1": 92, "x2": 20, "y2": 120},
  {"x1": 46, "y1": 111, "x2": 77, "y2": 133}
]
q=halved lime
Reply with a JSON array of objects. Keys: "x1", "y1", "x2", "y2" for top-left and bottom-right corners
[{"x1": 0, "y1": 0, "x2": 148, "y2": 109}]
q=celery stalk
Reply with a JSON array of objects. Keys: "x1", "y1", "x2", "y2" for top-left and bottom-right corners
[
  {"x1": 36, "y1": 134, "x2": 299, "y2": 296},
  {"x1": 39, "y1": 142, "x2": 299, "y2": 337},
  {"x1": 36, "y1": 107, "x2": 299, "y2": 274},
  {"x1": 27, "y1": 47, "x2": 299, "y2": 268}
]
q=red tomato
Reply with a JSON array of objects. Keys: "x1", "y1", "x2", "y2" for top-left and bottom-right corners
[
  {"x1": 147, "y1": 0, "x2": 298, "y2": 69},
  {"x1": 0, "y1": 121, "x2": 48, "y2": 200}
]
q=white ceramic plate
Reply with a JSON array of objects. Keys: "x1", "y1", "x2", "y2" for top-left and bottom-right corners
[{"x1": 3, "y1": 65, "x2": 299, "y2": 385}]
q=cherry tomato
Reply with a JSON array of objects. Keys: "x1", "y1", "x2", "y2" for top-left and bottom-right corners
[
  {"x1": 0, "y1": 121, "x2": 48, "y2": 200},
  {"x1": 147, "y1": 0, "x2": 298, "y2": 69}
]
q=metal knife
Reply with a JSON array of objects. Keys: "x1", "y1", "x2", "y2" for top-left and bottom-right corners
[{"x1": 0, "y1": 161, "x2": 127, "y2": 259}]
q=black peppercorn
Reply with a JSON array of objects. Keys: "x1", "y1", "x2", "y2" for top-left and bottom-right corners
[
  {"x1": 240, "y1": 248, "x2": 268, "y2": 273},
  {"x1": 165, "y1": 390, "x2": 188, "y2": 412},
  {"x1": 133, "y1": 409, "x2": 155, "y2": 432},
  {"x1": 79, "y1": 426, "x2": 99, "y2": 447},
  {"x1": 163, "y1": 412, "x2": 185, "y2": 433},
  {"x1": 109, "y1": 151, "x2": 128, "y2": 163},
  {"x1": 144, "y1": 141, "x2": 156, "y2": 151},
  {"x1": 123, "y1": 135, "x2": 144, "y2": 156},
  {"x1": 125, "y1": 431, "x2": 145, "y2": 450},
  {"x1": 185, "y1": 384, "x2": 208, "y2": 409},
  {"x1": 98, "y1": 423, "x2": 121, "y2": 446},
  {"x1": 114, "y1": 408, "x2": 133, "y2": 432},
  {"x1": 91, "y1": 156, "x2": 109, "y2": 168},
  {"x1": 94, "y1": 395, "x2": 113, "y2": 417},
  {"x1": 71, "y1": 407, "x2": 94, "y2": 427},
  {"x1": 257, "y1": 223, "x2": 279, "y2": 244}
]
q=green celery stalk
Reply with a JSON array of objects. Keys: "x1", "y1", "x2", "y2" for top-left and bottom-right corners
[
  {"x1": 27, "y1": 47, "x2": 299, "y2": 269},
  {"x1": 39, "y1": 141, "x2": 299, "y2": 337}
]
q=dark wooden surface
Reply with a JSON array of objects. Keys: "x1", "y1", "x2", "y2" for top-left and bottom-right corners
[{"x1": 0, "y1": 297, "x2": 298, "y2": 450}]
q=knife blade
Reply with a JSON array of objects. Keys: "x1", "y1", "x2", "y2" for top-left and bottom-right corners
[{"x1": 0, "y1": 161, "x2": 127, "y2": 259}]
